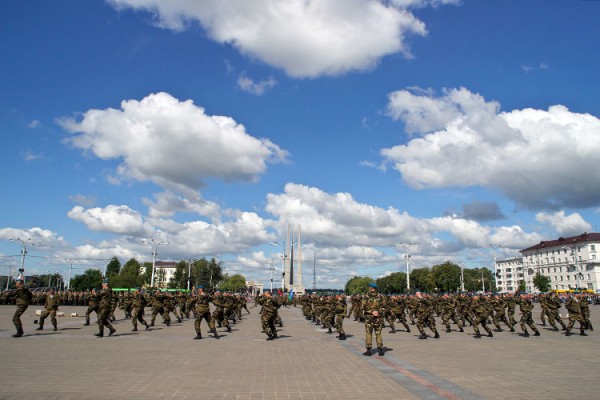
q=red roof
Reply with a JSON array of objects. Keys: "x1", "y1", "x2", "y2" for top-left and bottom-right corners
[{"x1": 520, "y1": 232, "x2": 600, "y2": 253}]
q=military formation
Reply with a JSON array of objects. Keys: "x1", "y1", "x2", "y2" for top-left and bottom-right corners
[
  {"x1": 2, "y1": 280, "x2": 595, "y2": 346},
  {"x1": 296, "y1": 287, "x2": 595, "y2": 357}
]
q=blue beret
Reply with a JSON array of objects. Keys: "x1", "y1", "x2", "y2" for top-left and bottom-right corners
[
  {"x1": 197, "y1": 285, "x2": 204, "y2": 289},
  {"x1": 368, "y1": 282, "x2": 378, "y2": 288}
]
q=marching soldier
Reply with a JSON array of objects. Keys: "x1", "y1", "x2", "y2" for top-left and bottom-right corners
[
  {"x1": 362, "y1": 283, "x2": 386, "y2": 356},
  {"x1": 37, "y1": 288, "x2": 59, "y2": 331},
  {"x1": 256, "y1": 291, "x2": 281, "y2": 340},
  {"x1": 131, "y1": 288, "x2": 150, "y2": 331},
  {"x1": 516, "y1": 293, "x2": 540, "y2": 337},
  {"x1": 9, "y1": 278, "x2": 32, "y2": 338},
  {"x1": 565, "y1": 293, "x2": 587, "y2": 336},
  {"x1": 334, "y1": 294, "x2": 347, "y2": 340},
  {"x1": 95, "y1": 279, "x2": 116, "y2": 337}
]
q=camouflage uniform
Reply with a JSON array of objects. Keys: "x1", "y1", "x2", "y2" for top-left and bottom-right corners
[
  {"x1": 131, "y1": 290, "x2": 149, "y2": 331},
  {"x1": 565, "y1": 295, "x2": 587, "y2": 336},
  {"x1": 334, "y1": 295, "x2": 347, "y2": 340},
  {"x1": 256, "y1": 292, "x2": 281, "y2": 340},
  {"x1": 517, "y1": 294, "x2": 540, "y2": 337},
  {"x1": 96, "y1": 285, "x2": 116, "y2": 337},
  {"x1": 194, "y1": 288, "x2": 218, "y2": 339},
  {"x1": 10, "y1": 281, "x2": 32, "y2": 337},
  {"x1": 362, "y1": 286, "x2": 386, "y2": 356},
  {"x1": 38, "y1": 290, "x2": 59, "y2": 331}
]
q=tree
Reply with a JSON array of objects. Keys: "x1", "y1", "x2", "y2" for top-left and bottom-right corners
[
  {"x1": 105, "y1": 257, "x2": 121, "y2": 278},
  {"x1": 142, "y1": 262, "x2": 153, "y2": 286},
  {"x1": 518, "y1": 280, "x2": 526, "y2": 292},
  {"x1": 168, "y1": 260, "x2": 190, "y2": 289},
  {"x1": 193, "y1": 258, "x2": 223, "y2": 290},
  {"x1": 533, "y1": 272, "x2": 551, "y2": 293},
  {"x1": 219, "y1": 274, "x2": 247, "y2": 292},
  {"x1": 110, "y1": 258, "x2": 143, "y2": 289},
  {"x1": 410, "y1": 268, "x2": 435, "y2": 293},
  {"x1": 376, "y1": 272, "x2": 407, "y2": 294},
  {"x1": 345, "y1": 276, "x2": 373, "y2": 294},
  {"x1": 70, "y1": 269, "x2": 103, "y2": 291},
  {"x1": 431, "y1": 261, "x2": 462, "y2": 293}
]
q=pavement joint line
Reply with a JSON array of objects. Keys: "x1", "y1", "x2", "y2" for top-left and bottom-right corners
[{"x1": 335, "y1": 327, "x2": 482, "y2": 400}]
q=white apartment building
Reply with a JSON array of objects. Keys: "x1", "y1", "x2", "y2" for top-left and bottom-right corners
[{"x1": 496, "y1": 232, "x2": 600, "y2": 293}]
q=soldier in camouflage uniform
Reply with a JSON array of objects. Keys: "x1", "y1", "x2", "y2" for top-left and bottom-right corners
[
  {"x1": 516, "y1": 293, "x2": 540, "y2": 337},
  {"x1": 539, "y1": 294, "x2": 550, "y2": 326},
  {"x1": 334, "y1": 294, "x2": 347, "y2": 340},
  {"x1": 440, "y1": 294, "x2": 463, "y2": 333},
  {"x1": 194, "y1": 286, "x2": 218, "y2": 339},
  {"x1": 150, "y1": 290, "x2": 171, "y2": 326},
  {"x1": 131, "y1": 288, "x2": 150, "y2": 331},
  {"x1": 564, "y1": 294, "x2": 587, "y2": 336},
  {"x1": 9, "y1": 278, "x2": 32, "y2": 337},
  {"x1": 545, "y1": 292, "x2": 567, "y2": 331},
  {"x1": 95, "y1": 280, "x2": 116, "y2": 337},
  {"x1": 578, "y1": 294, "x2": 593, "y2": 331},
  {"x1": 84, "y1": 288, "x2": 99, "y2": 326},
  {"x1": 491, "y1": 294, "x2": 513, "y2": 332},
  {"x1": 256, "y1": 291, "x2": 281, "y2": 340},
  {"x1": 37, "y1": 288, "x2": 59, "y2": 331},
  {"x1": 362, "y1": 283, "x2": 386, "y2": 356},
  {"x1": 470, "y1": 295, "x2": 493, "y2": 338},
  {"x1": 415, "y1": 291, "x2": 440, "y2": 339},
  {"x1": 212, "y1": 290, "x2": 231, "y2": 332}
]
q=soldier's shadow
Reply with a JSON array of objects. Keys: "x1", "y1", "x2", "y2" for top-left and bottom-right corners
[
  {"x1": 109, "y1": 332, "x2": 138, "y2": 337},
  {"x1": 60, "y1": 327, "x2": 82, "y2": 331}
]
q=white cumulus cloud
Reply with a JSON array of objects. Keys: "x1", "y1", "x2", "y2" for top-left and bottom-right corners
[
  {"x1": 68, "y1": 205, "x2": 154, "y2": 236},
  {"x1": 59, "y1": 92, "x2": 288, "y2": 196},
  {"x1": 382, "y1": 87, "x2": 600, "y2": 209},
  {"x1": 103, "y1": 0, "x2": 459, "y2": 78},
  {"x1": 536, "y1": 211, "x2": 592, "y2": 237}
]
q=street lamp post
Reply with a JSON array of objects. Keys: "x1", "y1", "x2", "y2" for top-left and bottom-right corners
[
  {"x1": 271, "y1": 241, "x2": 286, "y2": 292},
  {"x1": 143, "y1": 238, "x2": 169, "y2": 288},
  {"x1": 486, "y1": 244, "x2": 503, "y2": 292},
  {"x1": 10, "y1": 237, "x2": 39, "y2": 279},
  {"x1": 394, "y1": 242, "x2": 419, "y2": 292}
]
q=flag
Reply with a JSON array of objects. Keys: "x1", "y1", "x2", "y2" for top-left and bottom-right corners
[
  {"x1": 277, "y1": 289, "x2": 283, "y2": 296},
  {"x1": 289, "y1": 287, "x2": 295, "y2": 301}
]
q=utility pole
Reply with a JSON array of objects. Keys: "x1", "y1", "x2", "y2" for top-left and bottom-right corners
[
  {"x1": 486, "y1": 244, "x2": 503, "y2": 291},
  {"x1": 143, "y1": 238, "x2": 169, "y2": 288},
  {"x1": 10, "y1": 237, "x2": 39, "y2": 279},
  {"x1": 394, "y1": 242, "x2": 420, "y2": 292}
]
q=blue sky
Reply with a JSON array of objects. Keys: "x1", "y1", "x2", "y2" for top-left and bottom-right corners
[{"x1": 1, "y1": 0, "x2": 599, "y2": 289}]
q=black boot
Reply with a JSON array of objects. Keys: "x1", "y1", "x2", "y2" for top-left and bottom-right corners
[
  {"x1": 339, "y1": 333, "x2": 346, "y2": 340},
  {"x1": 418, "y1": 333, "x2": 427, "y2": 339},
  {"x1": 434, "y1": 331, "x2": 440, "y2": 339},
  {"x1": 145, "y1": 323, "x2": 150, "y2": 331},
  {"x1": 53, "y1": 325, "x2": 57, "y2": 332},
  {"x1": 487, "y1": 332, "x2": 494, "y2": 337},
  {"x1": 389, "y1": 327, "x2": 396, "y2": 334},
  {"x1": 377, "y1": 347, "x2": 384, "y2": 356},
  {"x1": 523, "y1": 331, "x2": 529, "y2": 337},
  {"x1": 36, "y1": 326, "x2": 43, "y2": 331},
  {"x1": 227, "y1": 326, "x2": 231, "y2": 332},
  {"x1": 327, "y1": 327, "x2": 332, "y2": 333},
  {"x1": 95, "y1": 331, "x2": 104, "y2": 337},
  {"x1": 266, "y1": 335, "x2": 274, "y2": 341},
  {"x1": 194, "y1": 334, "x2": 202, "y2": 340},
  {"x1": 580, "y1": 330, "x2": 588, "y2": 336},
  {"x1": 533, "y1": 331, "x2": 540, "y2": 336},
  {"x1": 473, "y1": 333, "x2": 481, "y2": 338},
  {"x1": 12, "y1": 329, "x2": 24, "y2": 338},
  {"x1": 83, "y1": 321, "x2": 90, "y2": 326},
  {"x1": 132, "y1": 327, "x2": 138, "y2": 332},
  {"x1": 363, "y1": 347, "x2": 372, "y2": 356},
  {"x1": 108, "y1": 327, "x2": 116, "y2": 336}
]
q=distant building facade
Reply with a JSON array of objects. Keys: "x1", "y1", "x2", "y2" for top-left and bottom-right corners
[{"x1": 496, "y1": 232, "x2": 600, "y2": 293}]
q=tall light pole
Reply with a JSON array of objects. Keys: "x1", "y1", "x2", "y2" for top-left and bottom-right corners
[
  {"x1": 460, "y1": 263, "x2": 465, "y2": 292},
  {"x1": 143, "y1": 238, "x2": 169, "y2": 288},
  {"x1": 10, "y1": 237, "x2": 39, "y2": 279},
  {"x1": 270, "y1": 241, "x2": 286, "y2": 292},
  {"x1": 486, "y1": 244, "x2": 503, "y2": 291},
  {"x1": 394, "y1": 242, "x2": 419, "y2": 292}
]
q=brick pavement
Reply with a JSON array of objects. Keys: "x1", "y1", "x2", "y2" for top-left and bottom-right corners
[{"x1": 0, "y1": 302, "x2": 597, "y2": 400}]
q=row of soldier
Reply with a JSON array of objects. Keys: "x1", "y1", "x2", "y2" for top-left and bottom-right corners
[
  {"x1": 297, "y1": 287, "x2": 594, "y2": 356},
  {"x1": 5, "y1": 279, "x2": 252, "y2": 338},
  {"x1": 4, "y1": 279, "x2": 594, "y2": 343}
]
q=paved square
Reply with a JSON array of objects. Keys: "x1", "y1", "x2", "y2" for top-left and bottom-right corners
[{"x1": 0, "y1": 302, "x2": 597, "y2": 400}]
